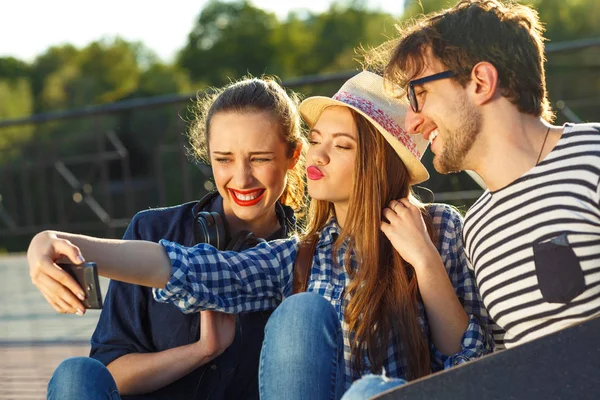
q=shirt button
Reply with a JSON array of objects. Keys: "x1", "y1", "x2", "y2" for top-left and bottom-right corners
[{"x1": 210, "y1": 364, "x2": 217, "y2": 371}]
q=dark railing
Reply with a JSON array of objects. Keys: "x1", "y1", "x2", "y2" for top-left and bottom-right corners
[
  {"x1": 0, "y1": 72, "x2": 357, "y2": 250},
  {"x1": 1, "y1": 37, "x2": 598, "y2": 251}
]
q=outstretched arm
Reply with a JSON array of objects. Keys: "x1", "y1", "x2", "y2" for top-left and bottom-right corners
[{"x1": 27, "y1": 230, "x2": 172, "y2": 314}]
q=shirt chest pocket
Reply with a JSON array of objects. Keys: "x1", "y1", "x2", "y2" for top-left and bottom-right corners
[{"x1": 533, "y1": 233, "x2": 586, "y2": 304}]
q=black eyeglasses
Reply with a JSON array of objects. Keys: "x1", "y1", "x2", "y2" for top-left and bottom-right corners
[{"x1": 407, "y1": 70, "x2": 455, "y2": 113}]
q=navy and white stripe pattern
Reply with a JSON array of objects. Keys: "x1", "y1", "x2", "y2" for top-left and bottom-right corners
[
  {"x1": 154, "y1": 203, "x2": 492, "y2": 388},
  {"x1": 463, "y1": 123, "x2": 600, "y2": 349}
]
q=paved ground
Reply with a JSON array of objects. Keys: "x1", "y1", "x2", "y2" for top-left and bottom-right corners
[{"x1": 0, "y1": 254, "x2": 110, "y2": 399}]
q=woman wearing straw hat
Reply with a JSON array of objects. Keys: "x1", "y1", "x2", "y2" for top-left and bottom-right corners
[{"x1": 27, "y1": 71, "x2": 493, "y2": 399}]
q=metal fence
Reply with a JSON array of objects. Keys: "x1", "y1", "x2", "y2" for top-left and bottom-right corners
[
  {"x1": 1, "y1": 37, "x2": 598, "y2": 251},
  {"x1": 0, "y1": 72, "x2": 357, "y2": 250}
]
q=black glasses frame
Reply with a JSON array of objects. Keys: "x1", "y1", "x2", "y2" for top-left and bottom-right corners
[{"x1": 407, "y1": 70, "x2": 455, "y2": 113}]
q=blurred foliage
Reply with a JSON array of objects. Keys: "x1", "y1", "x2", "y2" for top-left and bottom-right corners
[
  {"x1": 0, "y1": 78, "x2": 33, "y2": 150},
  {"x1": 177, "y1": 0, "x2": 280, "y2": 85},
  {"x1": 0, "y1": 0, "x2": 598, "y2": 251},
  {"x1": 176, "y1": 0, "x2": 398, "y2": 85},
  {"x1": 399, "y1": 0, "x2": 600, "y2": 126}
]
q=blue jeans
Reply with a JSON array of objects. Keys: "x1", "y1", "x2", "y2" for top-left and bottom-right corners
[
  {"x1": 47, "y1": 356, "x2": 120, "y2": 399},
  {"x1": 259, "y1": 292, "x2": 345, "y2": 400},
  {"x1": 340, "y1": 374, "x2": 406, "y2": 400}
]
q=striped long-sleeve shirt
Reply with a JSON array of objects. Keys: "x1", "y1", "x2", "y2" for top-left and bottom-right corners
[{"x1": 463, "y1": 123, "x2": 600, "y2": 349}]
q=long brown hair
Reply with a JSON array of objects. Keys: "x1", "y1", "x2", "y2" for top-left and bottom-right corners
[{"x1": 304, "y1": 109, "x2": 435, "y2": 380}]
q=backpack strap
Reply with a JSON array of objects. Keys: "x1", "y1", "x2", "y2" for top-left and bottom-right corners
[{"x1": 292, "y1": 234, "x2": 319, "y2": 294}]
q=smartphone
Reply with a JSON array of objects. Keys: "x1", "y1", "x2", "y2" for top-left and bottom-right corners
[{"x1": 58, "y1": 262, "x2": 103, "y2": 309}]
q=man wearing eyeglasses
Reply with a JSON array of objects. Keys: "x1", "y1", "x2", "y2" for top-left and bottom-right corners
[{"x1": 340, "y1": 1, "x2": 600, "y2": 398}]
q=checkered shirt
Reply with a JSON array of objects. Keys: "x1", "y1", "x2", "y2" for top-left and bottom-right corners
[{"x1": 154, "y1": 203, "x2": 493, "y2": 388}]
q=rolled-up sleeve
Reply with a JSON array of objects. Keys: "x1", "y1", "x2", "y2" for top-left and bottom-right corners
[
  {"x1": 429, "y1": 204, "x2": 494, "y2": 370},
  {"x1": 153, "y1": 237, "x2": 298, "y2": 314}
]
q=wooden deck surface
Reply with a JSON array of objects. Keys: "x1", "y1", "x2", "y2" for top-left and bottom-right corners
[
  {"x1": 0, "y1": 345, "x2": 89, "y2": 399},
  {"x1": 1, "y1": 255, "x2": 107, "y2": 400}
]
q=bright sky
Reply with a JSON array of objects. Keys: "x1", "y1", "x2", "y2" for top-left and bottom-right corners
[{"x1": 1, "y1": 0, "x2": 404, "y2": 63}]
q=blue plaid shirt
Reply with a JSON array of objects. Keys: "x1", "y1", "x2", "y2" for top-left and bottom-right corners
[{"x1": 154, "y1": 203, "x2": 493, "y2": 388}]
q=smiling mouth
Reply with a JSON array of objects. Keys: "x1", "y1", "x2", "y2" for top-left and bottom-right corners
[
  {"x1": 228, "y1": 188, "x2": 266, "y2": 206},
  {"x1": 429, "y1": 129, "x2": 439, "y2": 143}
]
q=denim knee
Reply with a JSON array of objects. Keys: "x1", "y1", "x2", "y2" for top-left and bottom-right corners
[
  {"x1": 265, "y1": 292, "x2": 340, "y2": 353},
  {"x1": 48, "y1": 357, "x2": 119, "y2": 400},
  {"x1": 268, "y1": 292, "x2": 338, "y2": 326},
  {"x1": 341, "y1": 374, "x2": 407, "y2": 400},
  {"x1": 259, "y1": 293, "x2": 345, "y2": 400}
]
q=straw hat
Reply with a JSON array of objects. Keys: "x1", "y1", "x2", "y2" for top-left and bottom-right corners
[{"x1": 299, "y1": 71, "x2": 429, "y2": 184}]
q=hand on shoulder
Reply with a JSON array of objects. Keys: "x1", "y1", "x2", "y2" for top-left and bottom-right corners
[{"x1": 380, "y1": 198, "x2": 439, "y2": 268}]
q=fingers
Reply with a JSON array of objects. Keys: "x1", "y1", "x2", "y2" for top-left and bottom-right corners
[
  {"x1": 388, "y1": 198, "x2": 418, "y2": 214},
  {"x1": 40, "y1": 289, "x2": 81, "y2": 315},
  {"x1": 50, "y1": 262, "x2": 86, "y2": 302},
  {"x1": 52, "y1": 238, "x2": 86, "y2": 265},
  {"x1": 382, "y1": 200, "x2": 408, "y2": 225},
  {"x1": 28, "y1": 232, "x2": 88, "y2": 315},
  {"x1": 40, "y1": 291, "x2": 67, "y2": 314},
  {"x1": 30, "y1": 258, "x2": 86, "y2": 307},
  {"x1": 382, "y1": 198, "x2": 426, "y2": 234},
  {"x1": 381, "y1": 208, "x2": 398, "y2": 224},
  {"x1": 35, "y1": 271, "x2": 86, "y2": 314},
  {"x1": 380, "y1": 220, "x2": 392, "y2": 238}
]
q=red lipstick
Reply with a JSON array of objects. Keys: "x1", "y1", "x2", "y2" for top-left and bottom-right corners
[
  {"x1": 228, "y1": 188, "x2": 266, "y2": 206},
  {"x1": 307, "y1": 166, "x2": 324, "y2": 180}
]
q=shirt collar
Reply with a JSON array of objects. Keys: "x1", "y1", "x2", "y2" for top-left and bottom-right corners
[{"x1": 317, "y1": 218, "x2": 341, "y2": 248}]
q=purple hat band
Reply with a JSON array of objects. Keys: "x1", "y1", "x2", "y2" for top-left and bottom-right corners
[{"x1": 332, "y1": 91, "x2": 421, "y2": 159}]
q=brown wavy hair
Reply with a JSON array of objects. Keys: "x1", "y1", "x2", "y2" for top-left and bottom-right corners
[
  {"x1": 385, "y1": 0, "x2": 555, "y2": 122},
  {"x1": 304, "y1": 109, "x2": 435, "y2": 379},
  {"x1": 188, "y1": 76, "x2": 308, "y2": 213}
]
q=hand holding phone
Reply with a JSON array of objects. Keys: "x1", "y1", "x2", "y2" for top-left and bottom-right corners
[{"x1": 57, "y1": 262, "x2": 103, "y2": 309}]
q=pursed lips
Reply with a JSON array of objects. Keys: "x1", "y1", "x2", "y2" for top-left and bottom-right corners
[{"x1": 307, "y1": 165, "x2": 324, "y2": 180}]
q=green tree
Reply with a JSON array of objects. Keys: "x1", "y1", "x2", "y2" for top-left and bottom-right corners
[
  {"x1": 0, "y1": 57, "x2": 34, "y2": 153},
  {"x1": 527, "y1": 0, "x2": 600, "y2": 41},
  {"x1": 402, "y1": 0, "x2": 600, "y2": 41},
  {"x1": 0, "y1": 57, "x2": 30, "y2": 80},
  {"x1": 312, "y1": 2, "x2": 393, "y2": 71},
  {"x1": 31, "y1": 38, "x2": 146, "y2": 112},
  {"x1": 270, "y1": 10, "x2": 318, "y2": 77},
  {"x1": 402, "y1": 0, "x2": 455, "y2": 16},
  {"x1": 0, "y1": 78, "x2": 34, "y2": 151},
  {"x1": 72, "y1": 38, "x2": 142, "y2": 105},
  {"x1": 29, "y1": 45, "x2": 78, "y2": 112},
  {"x1": 271, "y1": 1, "x2": 396, "y2": 77},
  {"x1": 137, "y1": 64, "x2": 192, "y2": 97},
  {"x1": 177, "y1": 0, "x2": 279, "y2": 85}
]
